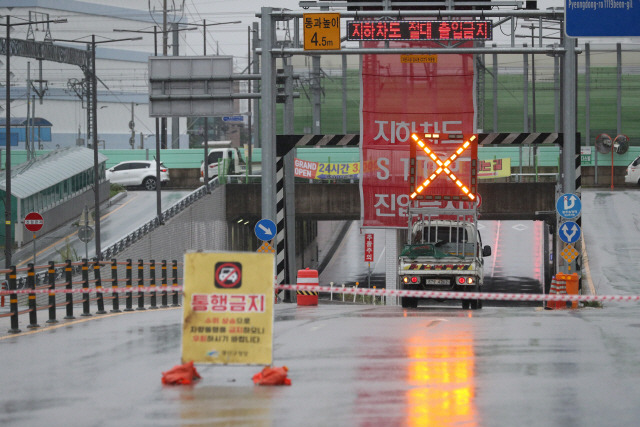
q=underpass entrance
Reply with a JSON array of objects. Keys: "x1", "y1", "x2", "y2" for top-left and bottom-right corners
[{"x1": 259, "y1": 5, "x2": 580, "y2": 303}]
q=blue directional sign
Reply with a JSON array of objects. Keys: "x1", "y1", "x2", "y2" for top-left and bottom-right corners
[
  {"x1": 565, "y1": 0, "x2": 640, "y2": 37},
  {"x1": 556, "y1": 193, "x2": 582, "y2": 219},
  {"x1": 255, "y1": 218, "x2": 276, "y2": 241},
  {"x1": 222, "y1": 116, "x2": 244, "y2": 122},
  {"x1": 559, "y1": 221, "x2": 581, "y2": 244}
]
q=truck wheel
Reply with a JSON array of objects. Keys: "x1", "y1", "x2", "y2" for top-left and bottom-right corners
[
  {"x1": 462, "y1": 300, "x2": 470, "y2": 310},
  {"x1": 469, "y1": 285, "x2": 482, "y2": 310},
  {"x1": 401, "y1": 297, "x2": 418, "y2": 308}
]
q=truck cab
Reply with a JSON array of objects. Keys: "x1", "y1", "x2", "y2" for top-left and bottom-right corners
[{"x1": 199, "y1": 142, "x2": 243, "y2": 183}]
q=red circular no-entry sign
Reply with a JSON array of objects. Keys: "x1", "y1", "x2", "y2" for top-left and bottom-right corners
[{"x1": 24, "y1": 212, "x2": 44, "y2": 232}]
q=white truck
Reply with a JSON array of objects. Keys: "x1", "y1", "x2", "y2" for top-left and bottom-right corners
[
  {"x1": 398, "y1": 207, "x2": 491, "y2": 310},
  {"x1": 199, "y1": 142, "x2": 261, "y2": 183}
]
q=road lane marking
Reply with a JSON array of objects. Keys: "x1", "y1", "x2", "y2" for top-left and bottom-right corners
[{"x1": 0, "y1": 306, "x2": 180, "y2": 340}]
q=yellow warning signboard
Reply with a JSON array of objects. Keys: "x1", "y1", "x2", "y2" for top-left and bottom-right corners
[
  {"x1": 303, "y1": 13, "x2": 341, "y2": 50},
  {"x1": 182, "y1": 252, "x2": 274, "y2": 365}
]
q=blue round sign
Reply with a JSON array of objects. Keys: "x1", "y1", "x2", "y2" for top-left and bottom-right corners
[
  {"x1": 556, "y1": 193, "x2": 582, "y2": 219},
  {"x1": 559, "y1": 221, "x2": 581, "y2": 244},
  {"x1": 254, "y1": 218, "x2": 276, "y2": 241}
]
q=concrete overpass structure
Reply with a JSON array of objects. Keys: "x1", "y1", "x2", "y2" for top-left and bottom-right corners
[
  {"x1": 226, "y1": 181, "x2": 559, "y2": 291},
  {"x1": 226, "y1": 182, "x2": 557, "y2": 222}
]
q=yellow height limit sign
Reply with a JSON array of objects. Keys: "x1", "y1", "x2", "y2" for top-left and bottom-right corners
[{"x1": 304, "y1": 13, "x2": 341, "y2": 50}]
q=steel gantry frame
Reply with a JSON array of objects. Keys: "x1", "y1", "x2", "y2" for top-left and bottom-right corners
[{"x1": 258, "y1": 7, "x2": 578, "y2": 293}]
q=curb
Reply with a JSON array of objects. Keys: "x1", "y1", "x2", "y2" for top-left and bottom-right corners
[
  {"x1": 107, "y1": 190, "x2": 128, "y2": 207},
  {"x1": 580, "y1": 235, "x2": 597, "y2": 296}
]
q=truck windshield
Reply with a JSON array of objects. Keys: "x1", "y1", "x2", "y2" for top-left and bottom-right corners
[
  {"x1": 416, "y1": 226, "x2": 468, "y2": 244},
  {"x1": 411, "y1": 225, "x2": 474, "y2": 258}
]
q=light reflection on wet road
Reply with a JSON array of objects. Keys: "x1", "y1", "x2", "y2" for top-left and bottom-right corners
[{"x1": 4, "y1": 302, "x2": 640, "y2": 426}]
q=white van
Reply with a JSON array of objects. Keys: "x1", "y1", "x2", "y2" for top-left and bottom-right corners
[{"x1": 625, "y1": 156, "x2": 640, "y2": 185}]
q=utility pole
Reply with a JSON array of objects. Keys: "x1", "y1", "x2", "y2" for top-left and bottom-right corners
[
  {"x1": 311, "y1": 56, "x2": 321, "y2": 134},
  {"x1": 161, "y1": 0, "x2": 168, "y2": 149},
  {"x1": 114, "y1": 24, "x2": 196, "y2": 223},
  {"x1": 5, "y1": 16, "x2": 12, "y2": 267},
  {"x1": 129, "y1": 102, "x2": 135, "y2": 148},
  {"x1": 193, "y1": 19, "x2": 241, "y2": 188},
  {"x1": 2, "y1": 15, "x2": 66, "y2": 267},
  {"x1": 203, "y1": 19, "x2": 209, "y2": 190},
  {"x1": 91, "y1": 34, "x2": 101, "y2": 259},
  {"x1": 252, "y1": 22, "x2": 260, "y2": 148},
  {"x1": 26, "y1": 62, "x2": 32, "y2": 160},
  {"x1": 248, "y1": 25, "x2": 253, "y2": 172},
  {"x1": 56, "y1": 34, "x2": 142, "y2": 260},
  {"x1": 171, "y1": 22, "x2": 180, "y2": 148},
  {"x1": 154, "y1": 26, "x2": 159, "y2": 154}
]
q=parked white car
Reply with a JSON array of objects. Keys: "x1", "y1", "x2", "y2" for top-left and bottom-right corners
[
  {"x1": 625, "y1": 156, "x2": 640, "y2": 185},
  {"x1": 106, "y1": 160, "x2": 170, "y2": 190}
]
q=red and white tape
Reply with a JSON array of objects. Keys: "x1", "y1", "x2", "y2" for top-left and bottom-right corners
[
  {"x1": 275, "y1": 284, "x2": 639, "y2": 303},
  {"x1": 1, "y1": 284, "x2": 637, "y2": 303},
  {"x1": 0, "y1": 286, "x2": 182, "y2": 295}
]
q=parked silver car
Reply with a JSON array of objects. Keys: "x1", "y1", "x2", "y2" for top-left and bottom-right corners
[{"x1": 106, "y1": 160, "x2": 170, "y2": 190}]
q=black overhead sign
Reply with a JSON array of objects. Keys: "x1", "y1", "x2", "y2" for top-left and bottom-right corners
[
  {"x1": 0, "y1": 37, "x2": 89, "y2": 67},
  {"x1": 347, "y1": 20, "x2": 492, "y2": 41}
]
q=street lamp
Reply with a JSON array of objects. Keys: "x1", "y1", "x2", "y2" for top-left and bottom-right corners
[
  {"x1": 190, "y1": 20, "x2": 242, "y2": 54},
  {"x1": 53, "y1": 35, "x2": 142, "y2": 260},
  {"x1": 1, "y1": 15, "x2": 67, "y2": 268},
  {"x1": 114, "y1": 25, "x2": 197, "y2": 222},
  {"x1": 188, "y1": 20, "x2": 241, "y2": 190},
  {"x1": 114, "y1": 25, "x2": 197, "y2": 151}
]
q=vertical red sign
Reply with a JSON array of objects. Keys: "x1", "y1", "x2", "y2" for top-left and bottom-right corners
[
  {"x1": 364, "y1": 233, "x2": 374, "y2": 262},
  {"x1": 360, "y1": 40, "x2": 476, "y2": 227}
]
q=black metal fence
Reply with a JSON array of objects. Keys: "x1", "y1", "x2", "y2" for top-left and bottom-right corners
[{"x1": 0, "y1": 259, "x2": 182, "y2": 334}]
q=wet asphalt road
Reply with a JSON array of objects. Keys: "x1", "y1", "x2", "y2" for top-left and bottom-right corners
[
  {"x1": 2, "y1": 188, "x2": 640, "y2": 426},
  {"x1": 3, "y1": 303, "x2": 640, "y2": 427}
]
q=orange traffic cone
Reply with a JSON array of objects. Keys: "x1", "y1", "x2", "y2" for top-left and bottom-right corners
[
  {"x1": 546, "y1": 277, "x2": 559, "y2": 310},
  {"x1": 161, "y1": 361, "x2": 201, "y2": 385},
  {"x1": 252, "y1": 366, "x2": 292, "y2": 386}
]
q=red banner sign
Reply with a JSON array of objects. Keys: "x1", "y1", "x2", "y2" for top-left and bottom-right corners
[
  {"x1": 364, "y1": 233, "x2": 374, "y2": 262},
  {"x1": 360, "y1": 41, "x2": 476, "y2": 228}
]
